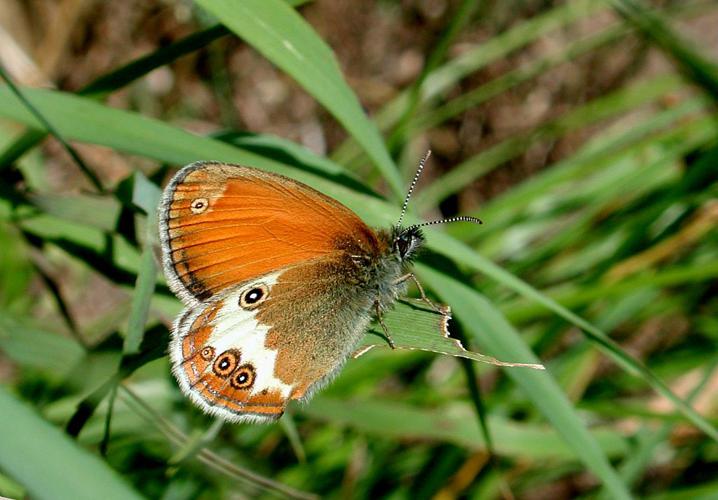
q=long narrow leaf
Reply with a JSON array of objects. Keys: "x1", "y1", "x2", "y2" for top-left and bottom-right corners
[
  {"x1": 303, "y1": 398, "x2": 628, "y2": 461},
  {"x1": 417, "y1": 265, "x2": 632, "y2": 500},
  {"x1": 612, "y1": 0, "x2": 718, "y2": 102},
  {"x1": 1, "y1": 86, "x2": 714, "y2": 444},
  {"x1": 0, "y1": 387, "x2": 143, "y2": 500},
  {"x1": 195, "y1": 0, "x2": 403, "y2": 198}
]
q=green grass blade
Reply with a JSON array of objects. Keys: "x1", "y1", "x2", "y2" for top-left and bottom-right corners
[
  {"x1": 415, "y1": 74, "x2": 684, "y2": 209},
  {"x1": 0, "y1": 314, "x2": 84, "y2": 377},
  {"x1": 423, "y1": 233, "x2": 718, "y2": 443},
  {"x1": 0, "y1": 128, "x2": 46, "y2": 168},
  {"x1": 80, "y1": 25, "x2": 230, "y2": 97},
  {"x1": 0, "y1": 67, "x2": 102, "y2": 191},
  {"x1": 504, "y1": 260, "x2": 718, "y2": 324},
  {"x1": 168, "y1": 419, "x2": 224, "y2": 466},
  {"x1": 387, "y1": 0, "x2": 484, "y2": 156},
  {"x1": 0, "y1": 87, "x2": 375, "y2": 204},
  {"x1": 418, "y1": 0, "x2": 604, "y2": 101},
  {"x1": 413, "y1": 22, "x2": 631, "y2": 132},
  {"x1": 333, "y1": 0, "x2": 606, "y2": 165},
  {"x1": 413, "y1": 0, "x2": 712, "y2": 136},
  {"x1": 119, "y1": 386, "x2": 318, "y2": 500},
  {"x1": 123, "y1": 172, "x2": 161, "y2": 355},
  {"x1": 416, "y1": 265, "x2": 632, "y2": 500},
  {"x1": 0, "y1": 386, "x2": 143, "y2": 500},
  {"x1": 607, "y1": 360, "x2": 718, "y2": 497},
  {"x1": 196, "y1": 0, "x2": 403, "y2": 198},
  {"x1": 1, "y1": 85, "x2": 714, "y2": 444},
  {"x1": 473, "y1": 103, "x2": 713, "y2": 239},
  {"x1": 612, "y1": 0, "x2": 718, "y2": 102},
  {"x1": 28, "y1": 193, "x2": 120, "y2": 232},
  {"x1": 0, "y1": 1, "x2": 312, "y2": 168},
  {"x1": 0, "y1": 25, "x2": 232, "y2": 166},
  {"x1": 303, "y1": 398, "x2": 628, "y2": 461}
]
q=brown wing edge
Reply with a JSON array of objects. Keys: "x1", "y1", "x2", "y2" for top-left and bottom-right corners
[{"x1": 159, "y1": 161, "x2": 215, "y2": 306}]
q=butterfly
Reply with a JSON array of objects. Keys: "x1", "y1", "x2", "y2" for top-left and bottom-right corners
[{"x1": 158, "y1": 152, "x2": 481, "y2": 423}]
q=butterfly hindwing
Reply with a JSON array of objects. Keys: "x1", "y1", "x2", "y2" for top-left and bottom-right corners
[
  {"x1": 170, "y1": 257, "x2": 378, "y2": 422},
  {"x1": 170, "y1": 272, "x2": 291, "y2": 422}
]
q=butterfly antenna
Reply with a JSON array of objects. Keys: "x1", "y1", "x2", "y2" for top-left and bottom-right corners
[
  {"x1": 407, "y1": 215, "x2": 483, "y2": 231},
  {"x1": 396, "y1": 150, "x2": 432, "y2": 228}
]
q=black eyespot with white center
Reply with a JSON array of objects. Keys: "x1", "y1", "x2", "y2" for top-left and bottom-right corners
[
  {"x1": 212, "y1": 349, "x2": 240, "y2": 378},
  {"x1": 230, "y1": 364, "x2": 256, "y2": 390},
  {"x1": 190, "y1": 197, "x2": 209, "y2": 214},
  {"x1": 239, "y1": 283, "x2": 269, "y2": 310}
]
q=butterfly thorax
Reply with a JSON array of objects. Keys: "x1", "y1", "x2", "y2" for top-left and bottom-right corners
[{"x1": 337, "y1": 225, "x2": 425, "y2": 313}]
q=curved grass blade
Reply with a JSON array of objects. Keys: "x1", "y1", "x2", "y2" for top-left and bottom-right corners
[
  {"x1": 416, "y1": 264, "x2": 632, "y2": 500},
  {"x1": 0, "y1": 386, "x2": 143, "y2": 500},
  {"x1": 333, "y1": 0, "x2": 606, "y2": 166},
  {"x1": 0, "y1": 87, "x2": 379, "y2": 206},
  {"x1": 413, "y1": 23, "x2": 631, "y2": 133},
  {"x1": 0, "y1": 0, "x2": 312, "y2": 168},
  {"x1": 119, "y1": 385, "x2": 318, "y2": 500},
  {"x1": 421, "y1": 234, "x2": 718, "y2": 444},
  {"x1": 303, "y1": 397, "x2": 628, "y2": 461},
  {"x1": 123, "y1": 172, "x2": 161, "y2": 355},
  {"x1": 0, "y1": 25, "x2": 232, "y2": 167},
  {"x1": 196, "y1": 0, "x2": 403, "y2": 198},
  {"x1": 0, "y1": 128, "x2": 46, "y2": 169},
  {"x1": 81, "y1": 25, "x2": 230, "y2": 97},
  {"x1": 0, "y1": 86, "x2": 714, "y2": 443},
  {"x1": 0, "y1": 65, "x2": 102, "y2": 191},
  {"x1": 470, "y1": 101, "x2": 714, "y2": 242},
  {"x1": 415, "y1": 74, "x2": 685, "y2": 210},
  {"x1": 0, "y1": 314, "x2": 84, "y2": 377},
  {"x1": 612, "y1": 0, "x2": 718, "y2": 103}
]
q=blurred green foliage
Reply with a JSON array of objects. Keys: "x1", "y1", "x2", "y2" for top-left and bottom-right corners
[{"x1": 1, "y1": 0, "x2": 718, "y2": 498}]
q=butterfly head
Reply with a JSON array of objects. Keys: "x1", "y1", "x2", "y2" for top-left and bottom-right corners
[{"x1": 392, "y1": 225, "x2": 425, "y2": 262}]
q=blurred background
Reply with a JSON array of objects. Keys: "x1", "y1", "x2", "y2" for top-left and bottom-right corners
[{"x1": 1, "y1": 0, "x2": 718, "y2": 498}]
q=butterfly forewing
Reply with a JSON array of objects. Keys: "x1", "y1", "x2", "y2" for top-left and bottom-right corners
[{"x1": 159, "y1": 162, "x2": 379, "y2": 303}]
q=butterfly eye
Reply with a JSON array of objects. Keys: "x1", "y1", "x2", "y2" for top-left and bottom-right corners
[
  {"x1": 212, "y1": 349, "x2": 240, "y2": 378},
  {"x1": 230, "y1": 364, "x2": 256, "y2": 390},
  {"x1": 239, "y1": 284, "x2": 269, "y2": 310},
  {"x1": 190, "y1": 197, "x2": 209, "y2": 214},
  {"x1": 200, "y1": 346, "x2": 215, "y2": 361}
]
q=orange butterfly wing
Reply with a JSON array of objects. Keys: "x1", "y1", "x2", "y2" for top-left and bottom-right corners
[{"x1": 159, "y1": 162, "x2": 380, "y2": 303}]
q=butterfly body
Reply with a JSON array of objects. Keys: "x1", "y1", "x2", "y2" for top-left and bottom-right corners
[{"x1": 160, "y1": 162, "x2": 426, "y2": 422}]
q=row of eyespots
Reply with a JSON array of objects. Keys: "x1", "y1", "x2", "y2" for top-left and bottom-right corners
[{"x1": 201, "y1": 347, "x2": 257, "y2": 390}]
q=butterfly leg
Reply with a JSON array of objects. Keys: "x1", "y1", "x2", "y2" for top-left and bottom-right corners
[
  {"x1": 375, "y1": 301, "x2": 396, "y2": 349},
  {"x1": 395, "y1": 273, "x2": 444, "y2": 315}
]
